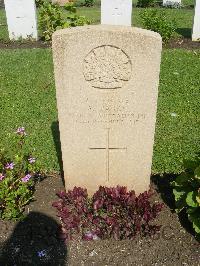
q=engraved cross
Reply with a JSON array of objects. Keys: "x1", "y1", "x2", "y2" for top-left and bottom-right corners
[{"x1": 89, "y1": 128, "x2": 127, "y2": 182}]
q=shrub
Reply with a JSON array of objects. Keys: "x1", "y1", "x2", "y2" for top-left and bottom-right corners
[
  {"x1": 0, "y1": 127, "x2": 44, "y2": 220},
  {"x1": 137, "y1": 0, "x2": 156, "y2": 7},
  {"x1": 35, "y1": 0, "x2": 45, "y2": 7},
  {"x1": 52, "y1": 186, "x2": 163, "y2": 241},
  {"x1": 171, "y1": 158, "x2": 200, "y2": 236},
  {"x1": 140, "y1": 9, "x2": 176, "y2": 42},
  {"x1": 39, "y1": 2, "x2": 90, "y2": 41},
  {"x1": 84, "y1": 0, "x2": 94, "y2": 7}
]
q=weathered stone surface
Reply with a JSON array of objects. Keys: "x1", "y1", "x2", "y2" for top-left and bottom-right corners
[
  {"x1": 52, "y1": 25, "x2": 162, "y2": 195},
  {"x1": 192, "y1": 0, "x2": 200, "y2": 41},
  {"x1": 4, "y1": 0, "x2": 38, "y2": 40},
  {"x1": 52, "y1": 0, "x2": 72, "y2": 6},
  {"x1": 101, "y1": 0, "x2": 132, "y2": 26},
  {"x1": 163, "y1": 0, "x2": 181, "y2": 6}
]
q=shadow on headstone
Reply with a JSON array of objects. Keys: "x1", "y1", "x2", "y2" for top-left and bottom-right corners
[
  {"x1": 176, "y1": 28, "x2": 192, "y2": 39},
  {"x1": 0, "y1": 212, "x2": 67, "y2": 266},
  {"x1": 51, "y1": 121, "x2": 65, "y2": 187}
]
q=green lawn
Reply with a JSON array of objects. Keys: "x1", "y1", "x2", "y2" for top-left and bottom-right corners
[
  {"x1": 77, "y1": 7, "x2": 194, "y2": 38},
  {"x1": 0, "y1": 48, "x2": 200, "y2": 174},
  {"x1": 0, "y1": 2, "x2": 195, "y2": 41}
]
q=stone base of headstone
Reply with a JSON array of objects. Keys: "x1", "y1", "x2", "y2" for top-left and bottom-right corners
[{"x1": 52, "y1": 25, "x2": 162, "y2": 196}]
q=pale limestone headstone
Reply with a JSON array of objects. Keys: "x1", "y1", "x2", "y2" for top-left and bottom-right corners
[
  {"x1": 101, "y1": 0, "x2": 132, "y2": 26},
  {"x1": 192, "y1": 0, "x2": 200, "y2": 41},
  {"x1": 52, "y1": 0, "x2": 71, "y2": 5},
  {"x1": 52, "y1": 25, "x2": 162, "y2": 195},
  {"x1": 4, "y1": 0, "x2": 38, "y2": 40},
  {"x1": 163, "y1": 0, "x2": 181, "y2": 7}
]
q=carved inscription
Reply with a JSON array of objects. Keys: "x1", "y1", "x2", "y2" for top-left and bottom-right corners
[
  {"x1": 68, "y1": 98, "x2": 146, "y2": 125},
  {"x1": 89, "y1": 128, "x2": 127, "y2": 182},
  {"x1": 83, "y1": 45, "x2": 132, "y2": 89},
  {"x1": 72, "y1": 112, "x2": 146, "y2": 124}
]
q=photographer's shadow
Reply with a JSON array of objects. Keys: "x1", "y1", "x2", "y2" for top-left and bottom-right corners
[{"x1": 0, "y1": 212, "x2": 67, "y2": 266}]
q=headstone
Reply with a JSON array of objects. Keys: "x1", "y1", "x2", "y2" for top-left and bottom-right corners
[
  {"x1": 52, "y1": 25, "x2": 162, "y2": 195},
  {"x1": 192, "y1": 0, "x2": 200, "y2": 41},
  {"x1": 101, "y1": 0, "x2": 132, "y2": 26},
  {"x1": 163, "y1": 0, "x2": 181, "y2": 7},
  {"x1": 52, "y1": 0, "x2": 72, "y2": 5},
  {"x1": 4, "y1": 0, "x2": 38, "y2": 40}
]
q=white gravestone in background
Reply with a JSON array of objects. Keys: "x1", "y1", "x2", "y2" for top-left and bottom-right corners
[
  {"x1": 192, "y1": 0, "x2": 200, "y2": 41},
  {"x1": 101, "y1": 0, "x2": 132, "y2": 26},
  {"x1": 163, "y1": 0, "x2": 181, "y2": 7},
  {"x1": 4, "y1": 0, "x2": 38, "y2": 40}
]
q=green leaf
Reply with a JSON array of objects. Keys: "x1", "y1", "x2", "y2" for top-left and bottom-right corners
[
  {"x1": 186, "y1": 191, "x2": 199, "y2": 207},
  {"x1": 183, "y1": 159, "x2": 199, "y2": 171},
  {"x1": 173, "y1": 188, "x2": 187, "y2": 212},
  {"x1": 194, "y1": 165, "x2": 200, "y2": 180},
  {"x1": 196, "y1": 193, "x2": 200, "y2": 206},
  {"x1": 188, "y1": 209, "x2": 200, "y2": 234},
  {"x1": 174, "y1": 172, "x2": 190, "y2": 186}
]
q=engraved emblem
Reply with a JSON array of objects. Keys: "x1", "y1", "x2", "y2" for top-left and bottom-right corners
[{"x1": 83, "y1": 45, "x2": 132, "y2": 89}]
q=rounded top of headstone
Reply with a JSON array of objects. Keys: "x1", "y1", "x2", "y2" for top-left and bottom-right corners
[{"x1": 52, "y1": 25, "x2": 162, "y2": 41}]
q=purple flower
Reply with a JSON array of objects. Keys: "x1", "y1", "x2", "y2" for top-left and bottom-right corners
[
  {"x1": 21, "y1": 174, "x2": 32, "y2": 183},
  {"x1": 16, "y1": 127, "x2": 27, "y2": 136},
  {"x1": 37, "y1": 250, "x2": 46, "y2": 258},
  {"x1": 0, "y1": 173, "x2": 5, "y2": 181},
  {"x1": 28, "y1": 157, "x2": 36, "y2": 164},
  {"x1": 83, "y1": 231, "x2": 99, "y2": 241},
  {"x1": 5, "y1": 162, "x2": 15, "y2": 170}
]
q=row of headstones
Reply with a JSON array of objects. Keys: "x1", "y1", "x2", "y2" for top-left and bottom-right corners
[
  {"x1": 4, "y1": 0, "x2": 200, "y2": 40},
  {"x1": 4, "y1": 0, "x2": 200, "y2": 41}
]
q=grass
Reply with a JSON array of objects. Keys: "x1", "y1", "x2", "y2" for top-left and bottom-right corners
[
  {"x1": 77, "y1": 7, "x2": 194, "y2": 38},
  {"x1": 0, "y1": 48, "x2": 200, "y2": 174},
  {"x1": 0, "y1": 2, "x2": 195, "y2": 41},
  {"x1": 0, "y1": 49, "x2": 58, "y2": 170}
]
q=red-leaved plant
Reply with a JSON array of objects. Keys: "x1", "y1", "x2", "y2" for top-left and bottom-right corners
[{"x1": 52, "y1": 186, "x2": 163, "y2": 241}]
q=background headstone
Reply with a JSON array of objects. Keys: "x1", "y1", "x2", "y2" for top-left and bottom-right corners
[
  {"x1": 163, "y1": 0, "x2": 181, "y2": 7},
  {"x1": 52, "y1": 0, "x2": 72, "y2": 5},
  {"x1": 52, "y1": 25, "x2": 162, "y2": 195},
  {"x1": 101, "y1": 0, "x2": 132, "y2": 26},
  {"x1": 4, "y1": 0, "x2": 38, "y2": 40},
  {"x1": 192, "y1": 0, "x2": 200, "y2": 41}
]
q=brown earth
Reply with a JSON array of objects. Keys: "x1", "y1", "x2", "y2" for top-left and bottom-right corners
[
  {"x1": 0, "y1": 37, "x2": 200, "y2": 50},
  {"x1": 0, "y1": 174, "x2": 199, "y2": 266}
]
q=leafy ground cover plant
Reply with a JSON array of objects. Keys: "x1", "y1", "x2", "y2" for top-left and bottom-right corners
[
  {"x1": 140, "y1": 9, "x2": 176, "y2": 42},
  {"x1": 53, "y1": 186, "x2": 163, "y2": 241},
  {"x1": 39, "y1": 2, "x2": 90, "y2": 41},
  {"x1": 171, "y1": 157, "x2": 200, "y2": 236},
  {"x1": 0, "y1": 127, "x2": 43, "y2": 220},
  {"x1": 35, "y1": 0, "x2": 46, "y2": 7},
  {"x1": 84, "y1": 0, "x2": 95, "y2": 7},
  {"x1": 137, "y1": 0, "x2": 157, "y2": 7}
]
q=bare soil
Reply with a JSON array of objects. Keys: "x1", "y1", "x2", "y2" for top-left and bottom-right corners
[
  {"x1": 0, "y1": 37, "x2": 200, "y2": 50},
  {"x1": 0, "y1": 174, "x2": 199, "y2": 266},
  {"x1": 0, "y1": 40, "x2": 51, "y2": 49}
]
